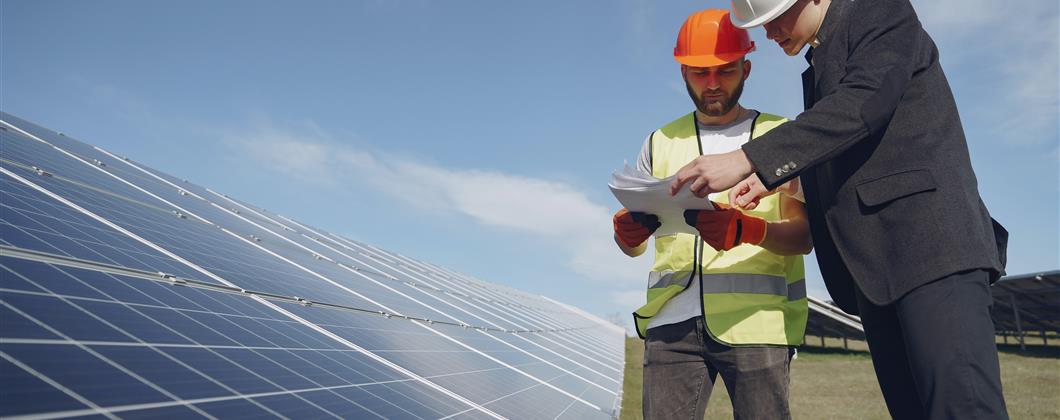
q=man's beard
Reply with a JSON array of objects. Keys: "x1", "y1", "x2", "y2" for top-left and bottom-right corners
[{"x1": 687, "y1": 77, "x2": 745, "y2": 116}]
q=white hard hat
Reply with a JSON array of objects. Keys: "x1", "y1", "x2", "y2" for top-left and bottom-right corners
[{"x1": 730, "y1": 0, "x2": 800, "y2": 28}]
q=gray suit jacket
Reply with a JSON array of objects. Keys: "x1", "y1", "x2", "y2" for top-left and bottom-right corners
[{"x1": 742, "y1": 0, "x2": 1007, "y2": 314}]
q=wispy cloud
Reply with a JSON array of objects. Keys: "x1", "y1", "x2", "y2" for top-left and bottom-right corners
[
  {"x1": 222, "y1": 118, "x2": 375, "y2": 186},
  {"x1": 626, "y1": 0, "x2": 660, "y2": 66},
  {"x1": 913, "y1": 0, "x2": 1059, "y2": 144},
  {"x1": 70, "y1": 76, "x2": 173, "y2": 133},
  {"x1": 224, "y1": 119, "x2": 653, "y2": 306},
  {"x1": 87, "y1": 83, "x2": 155, "y2": 122},
  {"x1": 611, "y1": 289, "x2": 649, "y2": 309}
]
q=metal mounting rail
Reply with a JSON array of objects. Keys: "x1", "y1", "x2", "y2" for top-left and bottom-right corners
[{"x1": 0, "y1": 245, "x2": 589, "y2": 334}]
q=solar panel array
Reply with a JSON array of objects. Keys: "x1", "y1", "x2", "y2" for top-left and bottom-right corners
[
  {"x1": 990, "y1": 270, "x2": 1060, "y2": 347},
  {"x1": 795, "y1": 271, "x2": 1060, "y2": 349},
  {"x1": 0, "y1": 112, "x2": 626, "y2": 419}
]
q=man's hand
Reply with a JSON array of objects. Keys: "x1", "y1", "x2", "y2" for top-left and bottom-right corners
[
  {"x1": 669, "y1": 149, "x2": 755, "y2": 198},
  {"x1": 669, "y1": 149, "x2": 754, "y2": 198},
  {"x1": 683, "y1": 205, "x2": 767, "y2": 251},
  {"x1": 613, "y1": 208, "x2": 661, "y2": 248},
  {"x1": 729, "y1": 174, "x2": 772, "y2": 210},
  {"x1": 729, "y1": 175, "x2": 802, "y2": 210}
]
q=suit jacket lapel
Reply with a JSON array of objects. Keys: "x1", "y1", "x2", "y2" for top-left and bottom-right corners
[
  {"x1": 802, "y1": 47, "x2": 817, "y2": 110},
  {"x1": 802, "y1": 67, "x2": 816, "y2": 110},
  {"x1": 799, "y1": 46, "x2": 836, "y2": 206}
]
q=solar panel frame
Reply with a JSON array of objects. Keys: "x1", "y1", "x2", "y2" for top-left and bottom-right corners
[{"x1": 0, "y1": 166, "x2": 209, "y2": 282}]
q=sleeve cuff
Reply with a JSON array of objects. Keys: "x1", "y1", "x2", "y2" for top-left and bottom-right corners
[{"x1": 742, "y1": 141, "x2": 800, "y2": 190}]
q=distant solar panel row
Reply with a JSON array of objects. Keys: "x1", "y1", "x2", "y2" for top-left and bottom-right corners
[
  {"x1": 804, "y1": 296, "x2": 864, "y2": 342},
  {"x1": 989, "y1": 270, "x2": 1060, "y2": 345},
  {"x1": 0, "y1": 112, "x2": 625, "y2": 419}
]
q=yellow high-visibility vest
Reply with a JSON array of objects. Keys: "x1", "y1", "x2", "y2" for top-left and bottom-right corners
[{"x1": 632, "y1": 111, "x2": 808, "y2": 345}]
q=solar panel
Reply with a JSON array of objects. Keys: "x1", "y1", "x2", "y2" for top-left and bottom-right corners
[
  {"x1": 0, "y1": 112, "x2": 625, "y2": 419},
  {"x1": 804, "y1": 296, "x2": 864, "y2": 342}
]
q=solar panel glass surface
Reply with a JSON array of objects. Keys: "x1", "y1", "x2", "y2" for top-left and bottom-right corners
[{"x1": 0, "y1": 256, "x2": 488, "y2": 419}]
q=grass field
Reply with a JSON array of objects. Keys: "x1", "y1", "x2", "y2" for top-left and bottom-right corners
[{"x1": 620, "y1": 336, "x2": 1060, "y2": 419}]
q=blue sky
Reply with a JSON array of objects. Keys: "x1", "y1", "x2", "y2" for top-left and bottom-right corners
[{"x1": 3, "y1": 0, "x2": 1058, "y2": 332}]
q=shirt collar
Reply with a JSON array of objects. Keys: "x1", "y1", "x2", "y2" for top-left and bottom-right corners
[{"x1": 814, "y1": 0, "x2": 849, "y2": 48}]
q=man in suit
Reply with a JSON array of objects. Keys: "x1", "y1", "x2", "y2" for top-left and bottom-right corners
[{"x1": 667, "y1": 0, "x2": 1010, "y2": 418}]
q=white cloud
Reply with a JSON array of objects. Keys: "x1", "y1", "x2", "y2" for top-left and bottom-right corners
[
  {"x1": 914, "y1": 0, "x2": 994, "y2": 28},
  {"x1": 225, "y1": 119, "x2": 654, "y2": 307}
]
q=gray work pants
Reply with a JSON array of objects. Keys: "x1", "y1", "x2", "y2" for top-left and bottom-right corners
[{"x1": 642, "y1": 317, "x2": 793, "y2": 420}]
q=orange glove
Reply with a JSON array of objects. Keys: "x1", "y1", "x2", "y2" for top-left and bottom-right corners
[
  {"x1": 683, "y1": 204, "x2": 767, "y2": 251},
  {"x1": 613, "y1": 208, "x2": 660, "y2": 248}
]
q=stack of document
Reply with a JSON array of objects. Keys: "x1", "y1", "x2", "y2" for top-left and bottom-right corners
[{"x1": 609, "y1": 162, "x2": 715, "y2": 236}]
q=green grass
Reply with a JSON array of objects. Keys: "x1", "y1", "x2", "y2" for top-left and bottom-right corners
[{"x1": 620, "y1": 336, "x2": 1060, "y2": 419}]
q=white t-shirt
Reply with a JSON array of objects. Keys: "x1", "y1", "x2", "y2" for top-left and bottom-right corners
[{"x1": 640, "y1": 110, "x2": 758, "y2": 331}]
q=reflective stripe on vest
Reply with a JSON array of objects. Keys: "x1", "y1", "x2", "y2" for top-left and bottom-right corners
[{"x1": 648, "y1": 272, "x2": 807, "y2": 301}]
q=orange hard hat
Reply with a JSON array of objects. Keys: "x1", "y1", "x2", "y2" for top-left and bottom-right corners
[{"x1": 674, "y1": 9, "x2": 755, "y2": 67}]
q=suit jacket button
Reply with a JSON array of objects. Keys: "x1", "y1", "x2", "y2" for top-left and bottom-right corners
[
  {"x1": 789, "y1": 161, "x2": 797, "y2": 169},
  {"x1": 782, "y1": 164, "x2": 791, "y2": 171},
  {"x1": 775, "y1": 168, "x2": 784, "y2": 177}
]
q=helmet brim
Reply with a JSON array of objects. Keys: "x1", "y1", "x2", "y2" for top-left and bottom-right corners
[{"x1": 674, "y1": 49, "x2": 753, "y2": 67}]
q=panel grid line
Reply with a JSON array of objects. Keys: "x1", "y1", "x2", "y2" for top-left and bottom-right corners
[{"x1": 0, "y1": 164, "x2": 505, "y2": 419}]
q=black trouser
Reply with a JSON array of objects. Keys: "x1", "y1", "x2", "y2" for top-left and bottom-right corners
[
  {"x1": 856, "y1": 269, "x2": 1008, "y2": 419},
  {"x1": 643, "y1": 317, "x2": 792, "y2": 420}
]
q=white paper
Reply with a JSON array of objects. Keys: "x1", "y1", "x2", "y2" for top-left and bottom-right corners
[{"x1": 609, "y1": 162, "x2": 714, "y2": 236}]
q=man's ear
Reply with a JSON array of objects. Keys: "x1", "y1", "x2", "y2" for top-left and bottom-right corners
[{"x1": 743, "y1": 59, "x2": 752, "y2": 81}]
